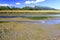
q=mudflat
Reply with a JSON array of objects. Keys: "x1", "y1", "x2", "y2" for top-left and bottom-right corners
[{"x1": 0, "y1": 22, "x2": 60, "y2": 40}]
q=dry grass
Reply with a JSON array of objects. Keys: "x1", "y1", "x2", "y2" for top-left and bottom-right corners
[
  {"x1": 0, "y1": 10, "x2": 60, "y2": 13},
  {"x1": 0, "y1": 10, "x2": 60, "y2": 16},
  {"x1": 0, "y1": 18, "x2": 32, "y2": 21}
]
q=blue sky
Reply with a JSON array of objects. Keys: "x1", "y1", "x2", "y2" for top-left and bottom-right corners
[{"x1": 0, "y1": 0, "x2": 60, "y2": 9}]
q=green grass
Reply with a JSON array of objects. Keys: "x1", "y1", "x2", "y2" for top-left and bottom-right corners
[
  {"x1": 0, "y1": 21, "x2": 9, "y2": 23},
  {"x1": 27, "y1": 16, "x2": 54, "y2": 20}
]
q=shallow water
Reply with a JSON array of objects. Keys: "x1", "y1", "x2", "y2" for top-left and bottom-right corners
[
  {"x1": 25, "y1": 19, "x2": 60, "y2": 24},
  {"x1": 0, "y1": 19, "x2": 60, "y2": 24},
  {"x1": 0, "y1": 14, "x2": 60, "y2": 18},
  {"x1": 0, "y1": 14, "x2": 60, "y2": 24},
  {"x1": 46, "y1": 19, "x2": 60, "y2": 24}
]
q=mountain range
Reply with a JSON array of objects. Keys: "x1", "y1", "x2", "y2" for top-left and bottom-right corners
[{"x1": 0, "y1": 6, "x2": 56, "y2": 10}]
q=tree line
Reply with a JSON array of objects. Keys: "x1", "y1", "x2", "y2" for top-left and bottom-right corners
[{"x1": 0, "y1": 6, "x2": 56, "y2": 10}]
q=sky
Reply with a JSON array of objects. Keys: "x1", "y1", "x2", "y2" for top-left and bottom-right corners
[{"x1": 0, "y1": 0, "x2": 60, "y2": 9}]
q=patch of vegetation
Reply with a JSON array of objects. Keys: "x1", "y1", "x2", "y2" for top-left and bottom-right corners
[
  {"x1": 27, "y1": 16, "x2": 54, "y2": 20},
  {"x1": 0, "y1": 21, "x2": 9, "y2": 23}
]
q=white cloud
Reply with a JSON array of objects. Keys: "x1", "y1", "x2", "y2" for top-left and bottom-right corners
[
  {"x1": 16, "y1": 2, "x2": 21, "y2": 5},
  {"x1": 36, "y1": 0, "x2": 44, "y2": 2},
  {"x1": 25, "y1": 1, "x2": 35, "y2": 4},
  {"x1": 0, "y1": 4, "x2": 12, "y2": 6},
  {"x1": 25, "y1": 0, "x2": 45, "y2": 4}
]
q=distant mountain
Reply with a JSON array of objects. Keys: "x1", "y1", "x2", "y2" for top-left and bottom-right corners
[
  {"x1": 0, "y1": 6, "x2": 56, "y2": 10},
  {"x1": 22, "y1": 6, "x2": 56, "y2": 10},
  {"x1": 34, "y1": 6, "x2": 56, "y2": 10}
]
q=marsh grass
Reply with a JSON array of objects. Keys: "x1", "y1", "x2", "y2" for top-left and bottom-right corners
[
  {"x1": 27, "y1": 16, "x2": 55, "y2": 20},
  {"x1": 0, "y1": 21, "x2": 9, "y2": 23}
]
